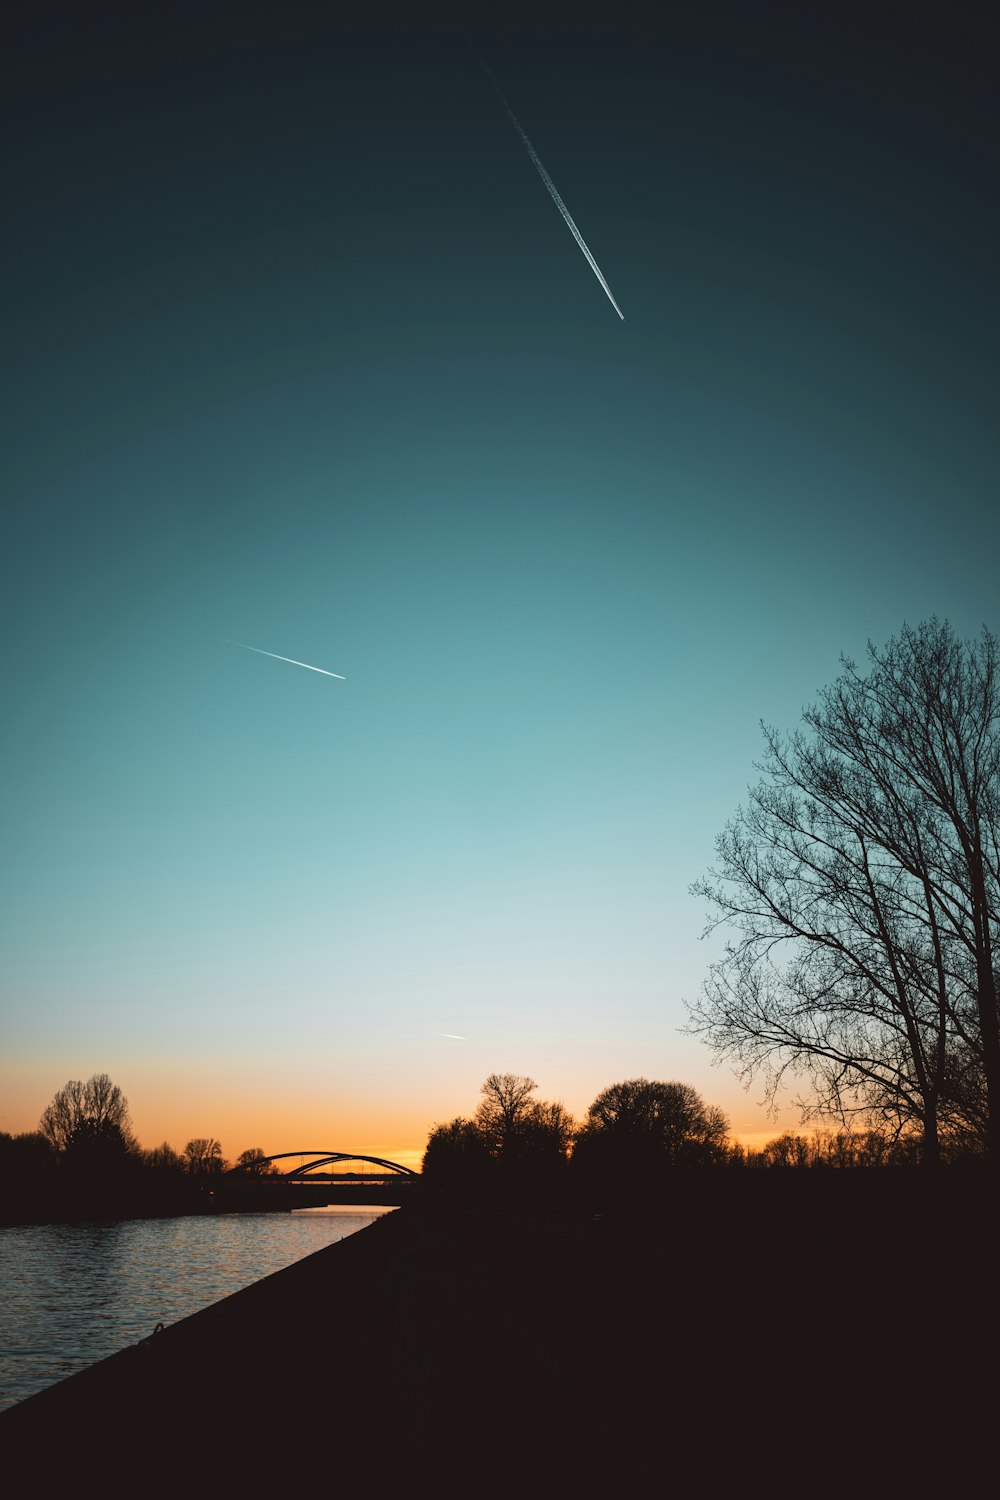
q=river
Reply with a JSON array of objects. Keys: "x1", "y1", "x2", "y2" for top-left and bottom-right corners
[{"x1": 0, "y1": 1207, "x2": 394, "y2": 1412}]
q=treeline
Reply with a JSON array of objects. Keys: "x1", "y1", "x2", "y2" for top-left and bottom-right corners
[
  {"x1": 423, "y1": 1072, "x2": 988, "y2": 1207},
  {"x1": 7, "y1": 1060, "x2": 987, "y2": 1229},
  {"x1": 738, "y1": 1128, "x2": 925, "y2": 1168},
  {"x1": 0, "y1": 1074, "x2": 275, "y2": 1226}
]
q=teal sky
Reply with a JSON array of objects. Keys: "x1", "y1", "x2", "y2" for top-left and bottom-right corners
[{"x1": 3, "y1": 4, "x2": 998, "y2": 1155}]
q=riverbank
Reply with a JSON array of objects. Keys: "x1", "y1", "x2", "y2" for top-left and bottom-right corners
[
  {"x1": 2, "y1": 1179, "x2": 994, "y2": 1486},
  {"x1": 0, "y1": 1179, "x2": 206, "y2": 1227},
  {"x1": 0, "y1": 1178, "x2": 413, "y2": 1227}
]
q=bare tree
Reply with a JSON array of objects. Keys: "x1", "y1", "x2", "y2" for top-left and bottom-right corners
[
  {"x1": 474, "y1": 1073, "x2": 540, "y2": 1156},
  {"x1": 689, "y1": 619, "x2": 1000, "y2": 1162},
  {"x1": 748, "y1": 1129, "x2": 920, "y2": 1168},
  {"x1": 423, "y1": 1076, "x2": 574, "y2": 1193},
  {"x1": 141, "y1": 1142, "x2": 185, "y2": 1173},
  {"x1": 183, "y1": 1138, "x2": 227, "y2": 1175},
  {"x1": 517, "y1": 1100, "x2": 576, "y2": 1161},
  {"x1": 39, "y1": 1074, "x2": 134, "y2": 1157},
  {"x1": 233, "y1": 1148, "x2": 279, "y2": 1176}
]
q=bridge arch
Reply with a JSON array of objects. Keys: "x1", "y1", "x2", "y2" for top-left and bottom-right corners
[{"x1": 225, "y1": 1151, "x2": 419, "y2": 1179}]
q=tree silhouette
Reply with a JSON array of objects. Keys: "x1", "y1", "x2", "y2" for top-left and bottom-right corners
[
  {"x1": 141, "y1": 1141, "x2": 186, "y2": 1174},
  {"x1": 234, "y1": 1147, "x2": 279, "y2": 1176},
  {"x1": 475, "y1": 1075, "x2": 574, "y2": 1175},
  {"x1": 689, "y1": 619, "x2": 1000, "y2": 1163},
  {"x1": 39, "y1": 1074, "x2": 135, "y2": 1162},
  {"x1": 513, "y1": 1099, "x2": 575, "y2": 1162},
  {"x1": 422, "y1": 1119, "x2": 495, "y2": 1190},
  {"x1": 474, "y1": 1073, "x2": 540, "y2": 1156},
  {"x1": 574, "y1": 1079, "x2": 730, "y2": 1174},
  {"x1": 424, "y1": 1076, "x2": 574, "y2": 1198},
  {"x1": 183, "y1": 1138, "x2": 227, "y2": 1175}
]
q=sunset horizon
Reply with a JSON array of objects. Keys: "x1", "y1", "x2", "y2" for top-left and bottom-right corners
[
  {"x1": 5, "y1": 1056, "x2": 809, "y2": 1172},
  {"x1": 4, "y1": 3, "x2": 998, "y2": 1190}
]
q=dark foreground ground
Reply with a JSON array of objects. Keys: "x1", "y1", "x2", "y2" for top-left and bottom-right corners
[{"x1": 2, "y1": 1174, "x2": 994, "y2": 1490}]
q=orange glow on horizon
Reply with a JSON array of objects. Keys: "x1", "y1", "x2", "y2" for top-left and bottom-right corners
[{"x1": 3, "y1": 1061, "x2": 803, "y2": 1170}]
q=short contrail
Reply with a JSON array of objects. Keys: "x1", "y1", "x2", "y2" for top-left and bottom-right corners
[
  {"x1": 229, "y1": 641, "x2": 346, "y2": 679},
  {"x1": 476, "y1": 49, "x2": 624, "y2": 320},
  {"x1": 438, "y1": 1033, "x2": 467, "y2": 1041}
]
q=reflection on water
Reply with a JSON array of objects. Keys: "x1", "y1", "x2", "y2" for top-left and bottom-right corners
[{"x1": 0, "y1": 1207, "x2": 394, "y2": 1410}]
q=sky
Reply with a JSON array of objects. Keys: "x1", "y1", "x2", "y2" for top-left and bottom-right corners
[{"x1": 3, "y1": 2, "x2": 999, "y2": 1167}]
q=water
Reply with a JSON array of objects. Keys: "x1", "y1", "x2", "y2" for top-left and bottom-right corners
[{"x1": 0, "y1": 1207, "x2": 394, "y2": 1411}]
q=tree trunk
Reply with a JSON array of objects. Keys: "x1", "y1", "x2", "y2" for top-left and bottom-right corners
[
  {"x1": 970, "y1": 858, "x2": 1000, "y2": 1165},
  {"x1": 922, "y1": 1109, "x2": 941, "y2": 1168}
]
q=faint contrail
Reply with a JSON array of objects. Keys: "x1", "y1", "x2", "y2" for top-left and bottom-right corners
[
  {"x1": 229, "y1": 641, "x2": 346, "y2": 679},
  {"x1": 475, "y1": 48, "x2": 624, "y2": 320},
  {"x1": 438, "y1": 1033, "x2": 467, "y2": 1041}
]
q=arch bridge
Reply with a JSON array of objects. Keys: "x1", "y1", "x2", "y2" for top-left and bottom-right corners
[
  {"x1": 228, "y1": 1151, "x2": 418, "y2": 1181},
  {"x1": 211, "y1": 1151, "x2": 419, "y2": 1211}
]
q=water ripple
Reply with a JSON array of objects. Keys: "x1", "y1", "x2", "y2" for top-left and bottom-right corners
[{"x1": 0, "y1": 1207, "x2": 393, "y2": 1409}]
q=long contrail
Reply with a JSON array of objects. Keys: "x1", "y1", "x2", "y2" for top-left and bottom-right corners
[
  {"x1": 229, "y1": 641, "x2": 346, "y2": 679},
  {"x1": 476, "y1": 49, "x2": 624, "y2": 320}
]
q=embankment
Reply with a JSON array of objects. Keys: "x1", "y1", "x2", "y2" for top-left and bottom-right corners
[{"x1": 2, "y1": 1179, "x2": 994, "y2": 1487}]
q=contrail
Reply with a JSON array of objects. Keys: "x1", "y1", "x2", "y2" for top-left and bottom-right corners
[
  {"x1": 437, "y1": 1033, "x2": 467, "y2": 1041},
  {"x1": 475, "y1": 49, "x2": 624, "y2": 320},
  {"x1": 229, "y1": 641, "x2": 346, "y2": 679}
]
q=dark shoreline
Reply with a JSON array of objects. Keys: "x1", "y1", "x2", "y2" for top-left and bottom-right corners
[
  {"x1": 3, "y1": 1181, "x2": 995, "y2": 1485},
  {"x1": 0, "y1": 1180, "x2": 414, "y2": 1228}
]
